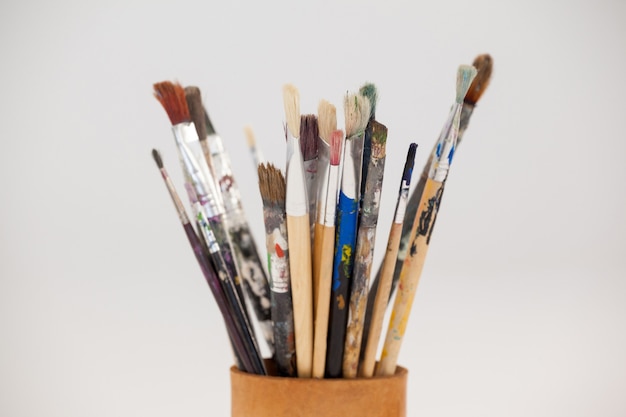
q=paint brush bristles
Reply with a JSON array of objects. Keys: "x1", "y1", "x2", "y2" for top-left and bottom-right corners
[
  {"x1": 154, "y1": 82, "x2": 189, "y2": 125},
  {"x1": 377, "y1": 66, "x2": 477, "y2": 376},
  {"x1": 312, "y1": 129, "x2": 343, "y2": 378},
  {"x1": 283, "y1": 84, "x2": 314, "y2": 378},
  {"x1": 258, "y1": 163, "x2": 296, "y2": 377},
  {"x1": 317, "y1": 100, "x2": 337, "y2": 145},
  {"x1": 245, "y1": 125, "x2": 264, "y2": 167}
]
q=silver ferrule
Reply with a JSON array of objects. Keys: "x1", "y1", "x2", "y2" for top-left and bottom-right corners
[
  {"x1": 206, "y1": 132, "x2": 243, "y2": 217},
  {"x1": 393, "y1": 180, "x2": 410, "y2": 224},
  {"x1": 323, "y1": 166, "x2": 340, "y2": 226},
  {"x1": 431, "y1": 103, "x2": 462, "y2": 182},
  {"x1": 349, "y1": 132, "x2": 365, "y2": 200},
  {"x1": 316, "y1": 140, "x2": 331, "y2": 225},
  {"x1": 285, "y1": 136, "x2": 308, "y2": 216}
]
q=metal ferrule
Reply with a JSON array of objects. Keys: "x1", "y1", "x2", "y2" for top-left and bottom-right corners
[
  {"x1": 458, "y1": 103, "x2": 475, "y2": 146},
  {"x1": 431, "y1": 103, "x2": 462, "y2": 182},
  {"x1": 192, "y1": 201, "x2": 221, "y2": 254},
  {"x1": 285, "y1": 136, "x2": 308, "y2": 216},
  {"x1": 323, "y1": 166, "x2": 340, "y2": 227},
  {"x1": 206, "y1": 132, "x2": 244, "y2": 218},
  {"x1": 393, "y1": 180, "x2": 410, "y2": 224},
  {"x1": 349, "y1": 133, "x2": 365, "y2": 199},
  {"x1": 315, "y1": 140, "x2": 330, "y2": 224}
]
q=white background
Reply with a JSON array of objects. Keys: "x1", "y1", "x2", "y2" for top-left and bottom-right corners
[{"x1": 1, "y1": 0, "x2": 625, "y2": 416}]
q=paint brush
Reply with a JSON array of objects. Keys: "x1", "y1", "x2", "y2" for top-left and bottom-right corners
[
  {"x1": 360, "y1": 143, "x2": 417, "y2": 377},
  {"x1": 185, "y1": 86, "x2": 215, "y2": 176},
  {"x1": 325, "y1": 93, "x2": 370, "y2": 378},
  {"x1": 156, "y1": 82, "x2": 249, "y2": 322},
  {"x1": 185, "y1": 183, "x2": 266, "y2": 375},
  {"x1": 312, "y1": 128, "x2": 342, "y2": 378},
  {"x1": 365, "y1": 54, "x2": 494, "y2": 334},
  {"x1": 343, "y1": 120, "x2": 387, "y2": 378},
  {"x1": 283, "y1": 84, "x2": 314, "y2": 377},
  {"x1": 358, "y1": 83, "x2": 378, "y2": 203},
  {"x1": 245, "y1": 125, "x2": 265, "y2": 167},
  {"x1": 258, "y1": 163, "x2": 296, "y2": 377},
  {"x1": 151, "y1": 149, "x2": 259, "y2": 374},
  {"x1": 300, "y1": 114, "x2": 319, "y2": 244},
  {"x1": 377, "y1": 65, "x2": 477, "y2": 376},
  {"x1": 202, "y1": 102, "x2": 275, "y2": 354}
]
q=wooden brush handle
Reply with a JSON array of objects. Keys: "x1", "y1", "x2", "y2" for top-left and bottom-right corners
[
  {"x1": 360, "y1": 222, "x2": 403, "y2": 377},
  {"x1": 312, "y1": 224, "x2": 335, "y2": 378},
  {"x1": 377, "y1": 178, "x2": 443, "y2": 376},
  {"x1": 287, "y1": 213, "x2": 314, "y2": 378}
]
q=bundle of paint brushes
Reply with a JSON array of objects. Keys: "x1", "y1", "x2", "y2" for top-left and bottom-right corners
[{"x1": 151, "y1": 54, "x2": 493, "y2": 379}]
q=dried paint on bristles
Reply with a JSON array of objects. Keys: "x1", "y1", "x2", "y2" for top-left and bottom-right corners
[
  {"x1": 318, "y1": 99, "x2": 337, "y2": 144},
  {"x1": 370, "y1": 121, "x2": 388, "y2": 159},
  {"x1": 330, "y1": 129, "x2": 344, "y2": 166},
  {"x1": 185, "y1": 86, "x2": 207, "y2": 140},
  {"x1": 244, "y1": 126, "x2": 256, "y2": 148},
  {"x1": 455, "y1": 65, "x2": 478, "y2": 104},
  {"x1": 152, "y1": 148, "x2": 164, "y2": 169},
  {"x1": 344, "y1": 93, "x2": 371, "y2": 139},
  {"x1": 464, "y1": 54, "x2": 493, "y2": 105},
  {"x1": 282, "y1": 84, "x2": 300, "y2": 139},
  {"x1": 258, "y1": 163, "x2": 286, "y2": 206},
  {"x1": 402, "y1": 143, "x2": 418, "y2": 185},
  {"x1": 359, "y1": 83, "x2": 378, "y2": 120},
  {"x1": 153, "y1": 81, "x2": 190, "y2": 125},
  {"x1": 300, "y1": 114, "x2": 319, "y2": 161}
]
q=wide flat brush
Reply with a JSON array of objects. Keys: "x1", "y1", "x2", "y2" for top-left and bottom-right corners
[
  {"x1": 283, "y1": 84, "x2": 314, "y2": 378},
  {"x1": 258, "y1": 163, "x2": 296, "y2": 376},
  {"x1": 325, "y1": 93, "x2": 370, "y2": 378},
  {"x1": 360, "y1": 143, "x2": 417, "y2": 377},
  {"x1": 343, "y1": 120, "x2": 387, "y2": 378},
  {"x1": 377, "y1": 66, "x2": 477, "y2": 376},
  {"x1": 312, "y1": 128, "x2": 342, "y2": 378},
  {"x1": 151, "y1": 149, "x2": 260, "y2": 374}
]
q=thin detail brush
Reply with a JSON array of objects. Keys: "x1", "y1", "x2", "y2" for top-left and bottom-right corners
[
  {"x1": 151, "y1": 149, "x2": 260, "y2": 374},
  {"x1": 283, "y1": 84, "x2": 314, "y2": 378},
  {"x1": 343, "y1": 120, "x2": 387, "y2": 378},
  {"x1": 377, "y1": 66, "x2": 477, "y2": 376},
  {"x1": 258, "y1": 163, "x2": 296, "y2": 377},
  {"x1": 325, "y1": 93, "x2": 370, "y2": 378},
  {"x1": 312, "y1": 129, "x2": 342, "y2": 378},
  {"x1": 360, "y1": 143, "x2": 417, "y2": 377},
  {"x1": 245, "y1": 125, "x2": 265, "y2": 167}
]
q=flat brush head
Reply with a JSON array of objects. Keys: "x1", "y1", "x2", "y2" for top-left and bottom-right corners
[
  {"x1": 283, "y1": 84, "x2": 301, "y2": 139},
  {"x1": 152, "y1": 148, "x2": 164, "y2": 169},
  {"x1": 258, "y1": 163, "x2": 286, "y2": 206},
  {"x1": 359, "y1": 83, "x2": 378, "y2": 120},
  {"x1": 464, "y1": 54, "x2": 493, "y2": 105},
  {"x1": 185, "y1": 86, "x2": 207, "y2": 140},
  {"x1": 330, "y1": 129, "x2": 343, "y2": 166},
  {"x1": 455, "y1": 65, "x2": 478, "y2": 104},
  {"x1": 153, "y1": 81, "x2": 190, "y2": 125},
  {"x1": 300, "y1": 114, "x2": 319, "y2": 160},
  {"x1": 344, "y1": 93, "x2": 371, "y2": 139},
  {"x1": 370, "y1": 121, "x2": 388, "y2": 159},
  {"x1": 318, "y1": 99, "x2": 337, "y2": 144}
]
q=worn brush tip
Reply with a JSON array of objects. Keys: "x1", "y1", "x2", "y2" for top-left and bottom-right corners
[
  {"x1": 344, "y1": 93, "x2": 371, "y2": 138},
  {"x1": 258, "y1": 163, "x2": 286, "y2": 205},
  {"x1": 300, "y1": 114, "x2": 319, "y2": 160},
  {"x1": 152, "y1": 148, "x2": 164, "y2": 169},
  {"x1": 359, "y1": 83, "x2": 378, "y2": 120},
  {"x1": 283, "y1": 84, "x2": 301, "y2": 139},
  {"x1": 455, "y1": 65, "x2": 478, "y2": 104},
  {"x1": 464, "y1": 54, "x2": 493, "y2": 105},
  {"x1": 244, "y1": 125, "x2": 256, "y2": 148},
  {"x1": 317, "y1": 99, "x2": 337, "y2": 144},
  {"x1": 185, "y1": 86, "x2": 207, "y2": 140},
  {"x1": 153, "y1": 81, "x2": 190, "y2": 125},
  {"x1": 370, "y1": 121, "x2": 388, "y2": 159},
  {"x1": 330, "y1": 129, "x2": 343, "y2": 166}
]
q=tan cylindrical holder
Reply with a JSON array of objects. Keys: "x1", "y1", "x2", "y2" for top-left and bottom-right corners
[{"x1": 230, "y1": 363, "x2": 408, "y2": 417}]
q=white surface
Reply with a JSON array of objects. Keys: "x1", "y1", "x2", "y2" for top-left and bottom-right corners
[{"x1": 1, "y1": 0, "x2": 625, "y2": 416}]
